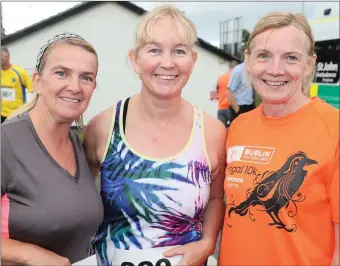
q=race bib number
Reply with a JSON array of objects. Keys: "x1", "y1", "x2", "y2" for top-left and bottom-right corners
[
  {"x1": 73, "y1": 246, "x2": 182, "y2": 266},
  {"x1": 112, "y1": 246, "x2": 182, "y2": 266},
  {"x1": 120, "y1": 258, "x2": 173, "y2": 266},
  {"x1": 1, "y1": 88, "x2": 16, "y2": 101}
]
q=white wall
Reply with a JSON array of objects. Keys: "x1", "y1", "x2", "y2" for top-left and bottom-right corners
[
  {"x1": 185, "y1": 47, "x2": 230, "y2": 117},
  {"x1": 310, "y1": 2, "x2": 339, "y2": 42},
  {"x1": 6, "y1": 2, "x2": 231, "y2": 123}
]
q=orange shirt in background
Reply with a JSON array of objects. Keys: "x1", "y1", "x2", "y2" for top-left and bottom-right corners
[
  {"x1": 219, "y1": 97, "x2": 339, "y2": 265},
  {"x1": 217, "y1": 71, "x2": 232, "y2": 110}
]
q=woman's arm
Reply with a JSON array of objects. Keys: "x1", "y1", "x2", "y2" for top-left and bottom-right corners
[
  {"x1": 83, "y1": 119, "x2": 101, "y2": 179},
  {"x1": 200, "y1": 115, "x2": 227, "y2": 251},
  {"x1": 331, "y1": 223, "x2": 339, "y2": 266},
  {"x1": 84, "y1": 107, "x2": 113, "y2": 179},
  {"x1": 227, "y1": 90, "x2": 240, "y2": 113},
  {"x1": 2, "y1": 238, "x2": 70, "y2": 266}
]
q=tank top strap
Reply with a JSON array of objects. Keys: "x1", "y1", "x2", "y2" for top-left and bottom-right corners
[
  {"x1": 113, "y1": 99, "x2": 123, "y2": 135},
  {"x1": 192, "y1": 104, "x2": 205, "y2": 143},
  {"x1": 193, "y1": 104, "x2": 203, "y2": 130},
  {"x1": 101, "y1": 99, "x2": 124, "y2": 164},
  {"x1": 188, "y1": 105, "x2": 211, "y2": 171}
]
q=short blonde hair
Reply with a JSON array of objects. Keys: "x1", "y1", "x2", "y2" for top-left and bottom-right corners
[
  {"x1": 246, "y1": 12, "x2": 316, "y2": 94},
  {"x1": 133, "y1": 4, "x2": 198, "y2": 56}
]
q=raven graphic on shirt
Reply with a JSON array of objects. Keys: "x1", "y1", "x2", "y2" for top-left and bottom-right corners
[{"x1": 227, "y1": 151, "x2": 318, "y2": 232}]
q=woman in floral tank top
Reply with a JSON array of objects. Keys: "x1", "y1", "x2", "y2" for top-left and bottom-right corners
[{"x1": 84, "y1": 4, "x2": 226, "y2": 266}]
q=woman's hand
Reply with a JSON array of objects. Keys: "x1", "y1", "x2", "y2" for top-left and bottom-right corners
[
  {"x1": 25, "y1": 250, "x2": 71, "y2": 266},
  {"x1": 1, "y1": 238, "x2": 71, "y2": 266},
  {"x1": 163, "y1": 239, "x2": 214, "y2": 266}
]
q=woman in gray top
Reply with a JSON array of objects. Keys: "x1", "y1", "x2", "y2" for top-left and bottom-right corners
[{"x1": 1, "y1": 33, "x2": 104, "y2": 265}]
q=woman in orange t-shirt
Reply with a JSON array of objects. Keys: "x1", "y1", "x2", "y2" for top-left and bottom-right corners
[{"x1": 219, "y1": 12, "x2": 339, "y2": 266}]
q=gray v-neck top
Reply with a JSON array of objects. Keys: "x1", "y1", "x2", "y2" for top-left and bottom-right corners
[{"x1": 1, "y1": 112, "x2": 103, "y2": 263}]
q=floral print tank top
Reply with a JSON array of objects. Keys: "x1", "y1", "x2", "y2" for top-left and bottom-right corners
[{"x1": 92, "y1": 99, "x2": 211, "y2": 265}]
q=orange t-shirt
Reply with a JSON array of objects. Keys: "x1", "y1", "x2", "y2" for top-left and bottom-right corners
[
  {"x1": 219, "y1": 97, "x2": 339, "y2": 265},
  {"x1": 217, "y1": 71, "x2": 231, "y2": 109}
]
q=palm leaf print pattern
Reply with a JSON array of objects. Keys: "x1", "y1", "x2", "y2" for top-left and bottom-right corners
[
  {"x1": 151, "y1": 193, "x2": 205, "y2": 247},
  {"x1": 92, "y1": 100, "x2": 211, "y2": 265}
]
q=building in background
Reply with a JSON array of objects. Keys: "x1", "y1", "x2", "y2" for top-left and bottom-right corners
[
  {"x1": 309, "y1": 1, "x2": 339, "y2": 109},
  {"x1": 1, "y1": 1, "x2": 240, "y2": 123},
  {"x1": 1, "y1": 2, "x2": 6, "y2": 38}
]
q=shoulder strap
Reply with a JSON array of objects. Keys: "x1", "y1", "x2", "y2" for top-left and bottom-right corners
[
  {"x1": 98, "y1": 101, "x2": 122, "y2": 165},
  {"x1": 191, "y1": 105, "x2": 212, "y2": 171},
  {"x1": 193, "y1": 105, "x2": 202, "y2": 129},
  {"x1": 12, "y1": 68, "x2": 26, "y2": 103},
  {"x1": 122, "y1": 97, "x2": 131, "y2": 134},
  {"x1": 113, "y1": 100, "x2": 123, "y2": 138}
]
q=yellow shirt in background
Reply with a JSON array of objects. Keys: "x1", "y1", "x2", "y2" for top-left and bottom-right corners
[{"x1": 1, "y1": 65, "x2": 33, "y2": 117}]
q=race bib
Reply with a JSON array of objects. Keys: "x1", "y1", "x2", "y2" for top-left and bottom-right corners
[
  {"x1": 73, "y1": 246, "x2": 182, "y2": 266},
  {"x1": 106, "y1": 245, "x2": 181, "y2": 266},
  {"x1": 111, "y1": 246, "x2": 182, "y2": 266},
  {"x1": 1, "y1": 87, "x2": 16, "y2": 101},
  {"x1": 73, "y1": 255, "x2": 97, "y2": 265}
]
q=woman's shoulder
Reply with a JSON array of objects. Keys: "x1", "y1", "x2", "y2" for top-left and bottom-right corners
[
  {"x1": 229, "y1": 107, "x2": 258, "y2": 130},
  {"x1": 201, "y1": 111, "x2": 227, "y2": 148},
  {"x1": 311, "y1": 98, "x2": 339, "y2": 121},
  {"x1": 202, "y1": 111, "x2": 226, "y2": 134},
  {"x1": 185, "y1": 101, "x2": 226, "y2": 139},
  {"x1": 83, "y1": 100, "x2": 124, "y2": 155},
  {"x1": 309, "y1": 98, "x2": 339, "y2": 143},
  {"x1": 1, "y1": 113, "x2": 31, "y2": 139},
  {"x1": 85, "y1": 105, "x2": 115, "y2": 141},
  {"x1": 88, "y1": 106, "x2": 114, "y2": 126},
  {"x1": 86, "y1": 98, "x2": 128, "y2": 131}
]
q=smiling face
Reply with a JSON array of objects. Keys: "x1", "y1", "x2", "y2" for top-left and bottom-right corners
[
  {"x1": 129, "y1": 16, "x2": 197, "y2": 100},
  {"x1": 33, "y1": 42, "x2": 97, "y2": 123},
  {"x1": 245, "y1": 25, "x2": 316, "y2": 104}
]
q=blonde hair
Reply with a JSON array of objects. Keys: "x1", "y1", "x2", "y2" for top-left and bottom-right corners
[
  {"x1": 133, "y1": 4, "x2": 198, "y2": 56},
  {"x1": 7, "y1": 38, "x2": 97, "y2": 129},
  {"x1": 246, "y1": 12, "x2": 316, "y2": 94}
]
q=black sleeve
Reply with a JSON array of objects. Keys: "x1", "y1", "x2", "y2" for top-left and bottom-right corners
[{"x1": 1, "y1": 128, "x2": 16, "y2": 197}]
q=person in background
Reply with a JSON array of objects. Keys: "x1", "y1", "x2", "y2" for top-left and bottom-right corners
[
  {"x1": 227, "y1": 49, "x2": 256, "y2": 119},
  {"x1": 216, "y1": 60, "x2": 238, "y2": 128},
  {"x1": 1, "y1": 47, "x2": 34, "y2": 123},
  {"x1": 1, "y1": 33, "x2": 103, "y2": 265},
  {"x1": 219, "y1": 12, "x2": 339, "y2": 266},
  {"x1": 84, "y1": 4, "x2": 226, "y2": 266}
]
